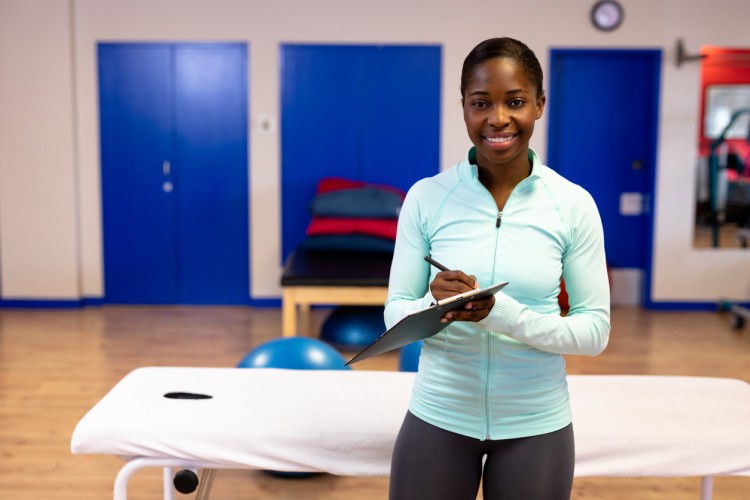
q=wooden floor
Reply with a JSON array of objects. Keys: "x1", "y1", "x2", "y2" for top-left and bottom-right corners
[{"x1": 0, "y1": 305, "x2": 749, "y2": 499}]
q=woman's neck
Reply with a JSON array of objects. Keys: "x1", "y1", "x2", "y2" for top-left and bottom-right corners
[{"x1": 476, "y1": 152, "x2": 532, "y2": 211}]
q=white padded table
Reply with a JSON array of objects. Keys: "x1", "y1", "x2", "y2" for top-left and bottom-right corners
[{"x1": 71, "y1": 368, "x2": 750, "y2": 499}]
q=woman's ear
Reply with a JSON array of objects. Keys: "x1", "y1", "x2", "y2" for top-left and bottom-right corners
[{"x1": 535, "y1": 92, "x2": 546, "y2": 120}]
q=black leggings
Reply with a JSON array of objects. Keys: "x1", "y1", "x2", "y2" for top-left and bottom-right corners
[{"x1": 389, "y1": 412, "x2": 575, "y2": 500}]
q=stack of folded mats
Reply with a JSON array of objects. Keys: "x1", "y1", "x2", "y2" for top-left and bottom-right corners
[{"x1": 303, "y1": 177, "x2": 405, "y2": 253}]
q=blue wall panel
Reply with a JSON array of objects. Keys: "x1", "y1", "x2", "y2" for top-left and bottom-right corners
[
  {"x1": 361, "y1": 46, "x2": 441, "y2": 185},
  {"x1": 99, "y1": 44, "x2": 178, "y2": 303},
  {"x1": 280, "y1": 44, "x2": 441, "y2": 260},
  {"x1": 547, "y1": 50, "x2": 660, "y2": 272},
  {"x1": 99, "y1": 43, "x2": 249, "y2": 305},
  {"x1": 174, "y1": 45, "x2": 249, "y2": 304}
]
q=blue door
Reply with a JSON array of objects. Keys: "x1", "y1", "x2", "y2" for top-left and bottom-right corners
[
  {"x1": 280, "y1": 44, "x2": 441, "y2": 259},
  {"x1": 547, "y1": 50, "x2": 660, "y2": 295},
  {"x1": 99, "y1": 43, "x2": 249, "y2": 305}
]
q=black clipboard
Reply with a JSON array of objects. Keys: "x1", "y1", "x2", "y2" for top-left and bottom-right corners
[{"x1": 345, "y1": 280, "x2": 509, "y2": 365}]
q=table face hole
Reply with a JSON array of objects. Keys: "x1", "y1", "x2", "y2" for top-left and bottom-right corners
[{"x1": 163, "y1": 392, "x2": 213, "y2": 400}]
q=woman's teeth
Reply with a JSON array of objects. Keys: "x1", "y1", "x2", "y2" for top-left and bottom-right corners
[{"x1": 485, "y1": 136, "x2": 514, "y2": 143}]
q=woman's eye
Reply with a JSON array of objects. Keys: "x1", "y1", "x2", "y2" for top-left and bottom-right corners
[
  {"x1": 472, "y1": 101, "x2": 489, "y2": 109},
  {"x1": 509, "y1": 99, "x2": 525, "y2": 108}
]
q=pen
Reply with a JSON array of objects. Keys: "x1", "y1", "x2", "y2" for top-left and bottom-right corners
[{"x1": 424, "y1": 255, "x2": 450, "y2": 272}]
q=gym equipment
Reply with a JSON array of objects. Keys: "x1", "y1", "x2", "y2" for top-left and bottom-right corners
[
  {"x1": 718, "y1": 299, "x2": 750, "y2": 330},
  {"x1": 280, "y1": 247, "x2": 391, "y2": 336},
  {"x1": 72, "y1": 368, "x2": 750, "y2": 500},
  {"x1": 237, "y1": 337, "x2": 350, "y2": 371},
  {"x1": 321, "y1": 306, "x2": 385, "y2": 349},
  {"x1": 706, "y1": 108, "x2": 750, "y2": 247}
]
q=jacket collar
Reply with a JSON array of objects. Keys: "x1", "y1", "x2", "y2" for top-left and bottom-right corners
[{"x1": 462, "y1": 146, "x2": 543, "y2": 192}]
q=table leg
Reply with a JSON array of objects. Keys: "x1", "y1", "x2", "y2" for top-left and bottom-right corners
[
  {"x1": 700, "y1": 476, "x2": 713, "y2": 500},
  {"x1": 162, "y1": 467, "x2": 175, "y2": 500},
  {"x1": 299, "y1": 303, "x2": 312, "y2": 336},
  {"x1": 282, "y1": 290, "x2": 297, "y2": 337}
]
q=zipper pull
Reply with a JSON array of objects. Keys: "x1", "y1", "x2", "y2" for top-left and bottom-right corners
[{"x1": 495, "y1": 212, "x2": 502, "y2": 228}]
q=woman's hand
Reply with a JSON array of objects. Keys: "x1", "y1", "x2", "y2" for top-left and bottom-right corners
[{"x1": 429, "y1": 270, "x2": 495, "y2": 323}]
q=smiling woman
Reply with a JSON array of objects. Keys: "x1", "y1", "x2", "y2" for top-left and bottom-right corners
[{"x1": 385, "y1": 37, "x2": 610, "y2": 500}]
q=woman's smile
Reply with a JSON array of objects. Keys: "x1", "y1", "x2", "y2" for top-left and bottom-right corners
[{"x1": 483, "y1": 133, "x2": 518, "y2": 149}]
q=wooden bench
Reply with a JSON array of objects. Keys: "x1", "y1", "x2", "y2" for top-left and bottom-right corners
[{"x1": 280, "y1": 249, "x2": 392, "y2": 336}]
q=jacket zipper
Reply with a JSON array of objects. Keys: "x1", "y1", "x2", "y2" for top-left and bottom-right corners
[{"x1": 485, "y1": 209, "x2": 503, "y2": 440}]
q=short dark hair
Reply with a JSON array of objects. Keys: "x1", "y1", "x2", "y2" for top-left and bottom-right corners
[{"x1": 460, "y1": 37, "x2": 544, "y2": 99}]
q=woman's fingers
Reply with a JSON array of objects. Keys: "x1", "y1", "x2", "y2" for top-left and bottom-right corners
[
  {"x1": 430, "y1": 270, "x2": 477, "y2": 300},
  {"x1": 440, "y1": 296, "x2": 495, "y2": 323}
]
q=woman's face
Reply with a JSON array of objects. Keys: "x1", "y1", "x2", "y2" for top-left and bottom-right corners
[{"x1": 462, "y1": 58, "x2": 545, "y2": 172}]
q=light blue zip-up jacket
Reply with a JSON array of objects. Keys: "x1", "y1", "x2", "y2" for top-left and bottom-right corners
[{"x1": 385, "y1": 148, "x2": 610, "y2": 440}]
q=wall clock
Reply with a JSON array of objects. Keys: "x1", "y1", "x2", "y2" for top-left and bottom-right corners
[{"x1": 591, "y1": 0, "x2": 624, "y2": 32}]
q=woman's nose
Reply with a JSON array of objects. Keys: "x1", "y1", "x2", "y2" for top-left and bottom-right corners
[{"x1": 488, "y1": 105, "x2": 509, "y2": 126}]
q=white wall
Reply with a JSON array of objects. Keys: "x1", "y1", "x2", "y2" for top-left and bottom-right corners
[
  {"x1": 1, "y1": 0, "x2": 749, "y2": 303},
  {"x1": 0, "y1": 0, "x2": 80, "y2": 299}
]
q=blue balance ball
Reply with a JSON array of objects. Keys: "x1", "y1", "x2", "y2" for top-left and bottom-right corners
[
  {"x1": 321, "y1": 306, "x2": 386, "y2": 349},
  {"x1": 237, "y1": 337, "x2": 351, "y2": 371},
  {"x1": 399, "y1": 340, "x2": 423, "y2": 372}
]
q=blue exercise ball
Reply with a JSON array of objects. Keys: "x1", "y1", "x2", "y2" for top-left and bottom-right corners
[
  {"x1": 320, "y1": 306, "x2": 386, "y2": 349},
  {"x1": 237, "y1": 337, "x2": 350, "y2": 371},
  {"x1": 399, "y1": 340, "x2": 423, "y2": 372}
]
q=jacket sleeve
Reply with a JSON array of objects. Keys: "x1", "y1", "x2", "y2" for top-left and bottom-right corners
[
  {"x1": 384, "y1": 183, "x2": 436, "y2": 329},
  {"x1": 478, "y1": 191, "x2": 611, "y2": 356}
]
